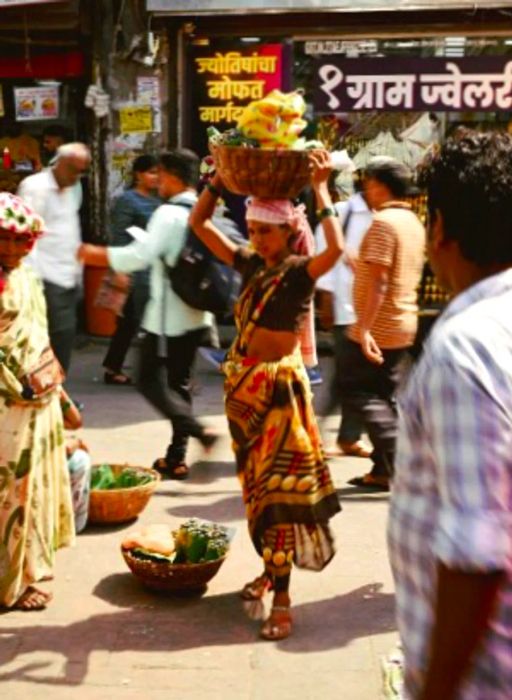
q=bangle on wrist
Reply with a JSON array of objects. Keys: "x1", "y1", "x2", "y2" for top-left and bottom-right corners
[
  {"x1": 316, "y1": 206, "x2": 336, "y2": 221},
  {"x1": 206, "y1": 182, "x2": 221, "y2": 198}
]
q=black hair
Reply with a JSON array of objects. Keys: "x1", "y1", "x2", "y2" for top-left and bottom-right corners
[
  {"x1": 364, "y1": 157, "x2": 412, "y2": 198},
  {"x1": 42, "y1": 124, "x2": 69, "y2": 140},
  {"x1": 159, "y1": 149, "x2": 200, "y2": 188},
  {"x1": 132, "y1": 154, "x2": 157, "y2": 174},
  {"x1": 419, "y1": 128, "x2": 512, "y2": 267}
]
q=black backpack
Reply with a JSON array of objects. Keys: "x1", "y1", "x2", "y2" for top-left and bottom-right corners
[{"x1": 165, "y1": 202, "x2": 244, "y2": 316}]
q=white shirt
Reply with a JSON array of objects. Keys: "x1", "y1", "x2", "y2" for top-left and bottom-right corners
[
  {"x1": 18, "y1": 168, "x2": 83, "y2": 289},
  {"x1": 108, "y1": 191, "x2": 212, "y2": 337},
  {"x1": 316, "y1": 192, "x2": 373, "y2": 325}
]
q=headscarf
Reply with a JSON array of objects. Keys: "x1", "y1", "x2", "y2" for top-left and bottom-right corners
[
  {"x1": 245, "y1": 197, "x2": 318, "y2": 368},
  {"x1": 0, "y1": 192, "x2": 45, "y2": 293}
]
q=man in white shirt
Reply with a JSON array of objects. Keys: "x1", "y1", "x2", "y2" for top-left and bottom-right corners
[
  {"x1": 79, "y1": 150, "x2": 215, "y2": 479},
  {"x1": 317, "y1": 179, "x2": 373, "y2": 456},
  {"x1": 18, "y1": 142, "x2": 90, "y2": 373}
]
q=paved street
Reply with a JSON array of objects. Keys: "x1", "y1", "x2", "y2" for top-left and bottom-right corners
[{"x1": 0, "y1": 339, "x2": 398, "y2": 700}]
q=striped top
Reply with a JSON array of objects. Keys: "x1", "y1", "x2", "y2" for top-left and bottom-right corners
[{"x1": 348, "y1": 202, "x2": 425, "y2": 349}]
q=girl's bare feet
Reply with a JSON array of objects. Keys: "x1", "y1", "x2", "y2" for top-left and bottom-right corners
[
  {"x1": 13, "y1": 586, "x2": 52, "y2": 611},
  {"x1": 260, "y1": 605, "x2": 292, "y2": 640},
  {"x1": 240, "y1": 573, "x2": 273, "y2": 601}
]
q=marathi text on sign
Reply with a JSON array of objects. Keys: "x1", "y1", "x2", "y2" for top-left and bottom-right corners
[{"x1": 314, "y1": 57, "x2": 512, "y2": 112}]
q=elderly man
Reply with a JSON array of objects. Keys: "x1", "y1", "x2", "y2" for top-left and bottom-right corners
[
  {"x1": 18, "y1": 142, "x2": 90, "y2": 373},
  {"x1": 388, "y1": 129, "x2": 512, "y2": 699}
]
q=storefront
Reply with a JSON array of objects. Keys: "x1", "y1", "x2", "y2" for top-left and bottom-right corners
[
  {"x1": 148, "y1": 0, "x2": 512, "y2": 162},
  {"x1": 0, "y1": 0, "x2": 90, "y2": 211}
]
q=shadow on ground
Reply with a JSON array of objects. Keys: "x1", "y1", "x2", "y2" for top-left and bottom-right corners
[{"x1": 0, "y1": 579, "x2": 395, "y2": 686}]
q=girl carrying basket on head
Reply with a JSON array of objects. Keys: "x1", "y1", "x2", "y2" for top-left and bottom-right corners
[{"x1": 189, "y1": 150, "x2": 343, "y2": 640}]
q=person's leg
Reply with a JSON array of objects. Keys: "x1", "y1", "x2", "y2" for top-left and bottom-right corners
[
  {"x1": 103, "y1": 292, "x2": 139, "y2": 378},
  {"x1": 43, "y1": 282, "x2": 78, "y2": 374},
  {"x1": 163, "y1": 328, "x2": 211, "y2": 468},
  {"x1": 136, "y1": 331, "x2": 212, "y2": 474},
  {"x1": 338, "y1": 341, "x2": 406, "y2": 481},
  {"x1": 332, "y1": 326, "x2": 367, "y2": 449}
]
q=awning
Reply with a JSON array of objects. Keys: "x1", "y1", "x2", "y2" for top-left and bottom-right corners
[
  {"x1": 0, "y1": 0, "x2": 67, "y2": 7},
  {"x1": 147, "y1": 0, "x2": 512, "y2": 14}
]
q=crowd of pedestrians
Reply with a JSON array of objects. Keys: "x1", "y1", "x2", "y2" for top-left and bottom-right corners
[{"x1": 1, "y1": 127, "x2": 511, "y2": 698}]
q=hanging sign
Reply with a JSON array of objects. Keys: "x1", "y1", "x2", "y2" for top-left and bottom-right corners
[
  {"x1": 14, "y1": 86, "x2": 59, "y2": 120},
  {"x1": 314, "y1": 56, "x2": 512, "y2": 112},
  {"x1": 119, "y1": 105, "x2": 153, "y2": 133}
]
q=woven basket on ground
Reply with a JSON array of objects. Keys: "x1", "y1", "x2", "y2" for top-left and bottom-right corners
[
  {"x1": 122, "y1": 548, "x2": 227, "y2": 593},
  {"x1": 88, "y1": 465, "x2": 160, "y2": 524},
  {"x1": 212, "y1": 145, "x2": 322, "y2": 199}
]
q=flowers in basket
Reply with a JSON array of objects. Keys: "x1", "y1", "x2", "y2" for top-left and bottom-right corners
[{"x1": 121, "y1": 519, "x2": 233, "y2": 565}]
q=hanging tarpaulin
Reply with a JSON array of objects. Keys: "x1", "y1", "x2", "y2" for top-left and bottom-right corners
[
  {"x1": 147, "y1": 0, "x2": 512, "y2": 13},
  {"x1": 314, "y1": 56, "x2": 512, "y2": 113}
]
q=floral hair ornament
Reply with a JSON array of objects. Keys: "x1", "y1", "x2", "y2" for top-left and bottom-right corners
[{"x1": 0, "y1": 192, "x2": 45, "y2": 293}]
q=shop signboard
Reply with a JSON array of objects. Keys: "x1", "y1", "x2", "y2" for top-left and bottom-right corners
[
  {"x1": 14, "y1": 86, "x2": 59, "y2": 120},
  {"x1": 314, "y1": 56, "x2": 512, "y2": 112},
  {"x1": 186, "y1": 41, "x2": 291, "y2": 155}
]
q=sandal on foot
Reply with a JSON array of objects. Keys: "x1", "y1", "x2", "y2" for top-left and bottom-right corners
[
  {"x1": 152, "y1": 458, "x2": 189, "y2": 481},
  {"x1": 339, "y1": 441, "x2": 372, "y2": 458},
  {"x1": 260, "y1": 606, "x2": 292, "y2": 641},
  {"x1": 104, "y1": 371, "x2": 132, "y2": 386},
  {"x1": 240, "y1": 574, "x2": 273, "y2": 601},
  {"x1": 347, "y1": 473, "x2": 390, "y2": 491},
  {"x1": 200, "y1": 429, "x2": 219, "y2": 452},
  {"x1": 13, "y1": 586, "x2": 52, "y2": 611}
]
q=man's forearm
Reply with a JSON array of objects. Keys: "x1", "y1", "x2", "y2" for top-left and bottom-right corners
[
  {"x1": 358, "y1": 277, "x2": 387, "y2": 333},
  {"x1": 420, "y1": 563, "x2": 504, "y2": 700}
]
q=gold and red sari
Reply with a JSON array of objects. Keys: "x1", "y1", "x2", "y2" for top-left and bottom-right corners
[{"x1": 223, "y1": 259, "x2": 340, "y2": 577}]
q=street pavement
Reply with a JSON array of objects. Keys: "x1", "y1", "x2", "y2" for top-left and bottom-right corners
[{"x1": 0, "y1": 339, "x2": 398, "y2": 700}]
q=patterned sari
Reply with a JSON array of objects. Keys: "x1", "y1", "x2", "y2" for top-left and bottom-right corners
[
  {"x1": 223, "y1": 258, "x2": 340, "y2": 577},
  {"x1": 0, "y1": 264, "x2": 74, "y2": 607}
]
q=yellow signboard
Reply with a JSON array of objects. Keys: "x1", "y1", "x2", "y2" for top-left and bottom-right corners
[{"x1": 119, "y1": 105, "x2": 153, "y2": 134}]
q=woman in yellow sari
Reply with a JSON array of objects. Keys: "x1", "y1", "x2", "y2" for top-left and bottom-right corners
[
  {"x1": 190, "y1": 151, "x2": 343, "y2": 640},
  {"x1": 0, "y1": 192, "x2": 74, "y2": 611}
]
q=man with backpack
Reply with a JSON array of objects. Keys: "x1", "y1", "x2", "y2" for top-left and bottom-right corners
[{"x1": 79, "y1": 149, "x2": 217, "y2": 479}]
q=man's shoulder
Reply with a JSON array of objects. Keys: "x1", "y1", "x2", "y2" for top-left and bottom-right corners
[{"x1": 19, "y1": 169, "x2": 52, "y2": 191}]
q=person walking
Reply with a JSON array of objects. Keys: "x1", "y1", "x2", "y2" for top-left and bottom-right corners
[
  {"x1": 0, "y1": 192, "x2": 74, "y2": 611},
  {"x1": 388, "y1": 129, "x2": 512, "y2": 700},
  {"x1": 17, "y1": 142, "x2": 91, "y2": 374},
  {"x1": 316, "y1": 173, "x2": 373, "y2": 457},
  {"x1": 339, "y1": 157, "x2": 425, "y2": 491},
  {"x1": 79, "y1": 149, "x2": 216, "y2": 480},
  {"x1": 189, "y1": 150, "x2": 342, "y2": 641},
  {"x1": 102, "y1": 154, "x2": 161, "y2": 385}
]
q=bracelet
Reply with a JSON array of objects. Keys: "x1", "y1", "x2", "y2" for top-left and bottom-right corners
[
  {"x1": 206, "y1": 182, "x2": 221, "y2": 198},
  {"x1": 60, "y1": 399, "x2": 72, "y2": 413},
  {"x1": 316, "y1": 206, "x2": 336, "y2": 221}
]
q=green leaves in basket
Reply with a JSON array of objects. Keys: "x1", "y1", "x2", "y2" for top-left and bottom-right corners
[
  {"x1": 91, "y1": 465, "x2": 153, "y2": 490},
  {"x1": 90, "y1": 463, "x2": 115, "y2": 490}
]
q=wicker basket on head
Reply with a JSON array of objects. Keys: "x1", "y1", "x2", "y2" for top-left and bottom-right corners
[
  {"x1": 122, "y1": 548, "x2": 227, "y2": 593},
  {"x1": 88, "y1": 465, "x2": 160, "y2": 524},
  {"x1": 212, "y1": 145, "x2": 322, "y2": 199}
]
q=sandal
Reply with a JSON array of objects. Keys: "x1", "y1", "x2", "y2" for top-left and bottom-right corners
[
  {"x1": 325, "y1": 441, "x2": 372, "y2": 459},
  {"x1": 260, "y1": 605, "x2": 292, "y2": 641},
  {"x1": 13, "y1": 586, "x2": 52, "y2": 611},
  {"x1": 240, "y1": 574, "x2": 274, "y2": 601},
  {"x1": 152, "y1": 457, "x2": 189, "y2": 481},
  {"x1": 104, "y1": 370, "x2": 132, "y2": 386},
  {"x1": 347, "y1": 473, "x2": 390, "y2": 491}
]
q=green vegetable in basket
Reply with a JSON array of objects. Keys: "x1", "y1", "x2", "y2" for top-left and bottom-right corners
[
  {"x1": 203, "y1": 538, "x2": 228, "y2": 562},
  {"x1": 91, "y1": 463, "x2": 116, "y2": 490},
  {"x1": 115, "y1": 468, "x2": 152, "y2": 489}
]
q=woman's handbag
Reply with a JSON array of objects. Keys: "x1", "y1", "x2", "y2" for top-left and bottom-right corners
[{"x1": 23, "y1": 346, "x2": 65, "y2": 398}]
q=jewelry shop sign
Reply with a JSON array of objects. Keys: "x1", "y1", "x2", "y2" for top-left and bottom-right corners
[{"x1": 314, "y1": 57, "x2": 512, "y2": 112}]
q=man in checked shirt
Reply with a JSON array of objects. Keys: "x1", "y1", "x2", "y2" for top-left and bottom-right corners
[{"x1": 388, "y1": 129, "x2": 512, "y2": 699}]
